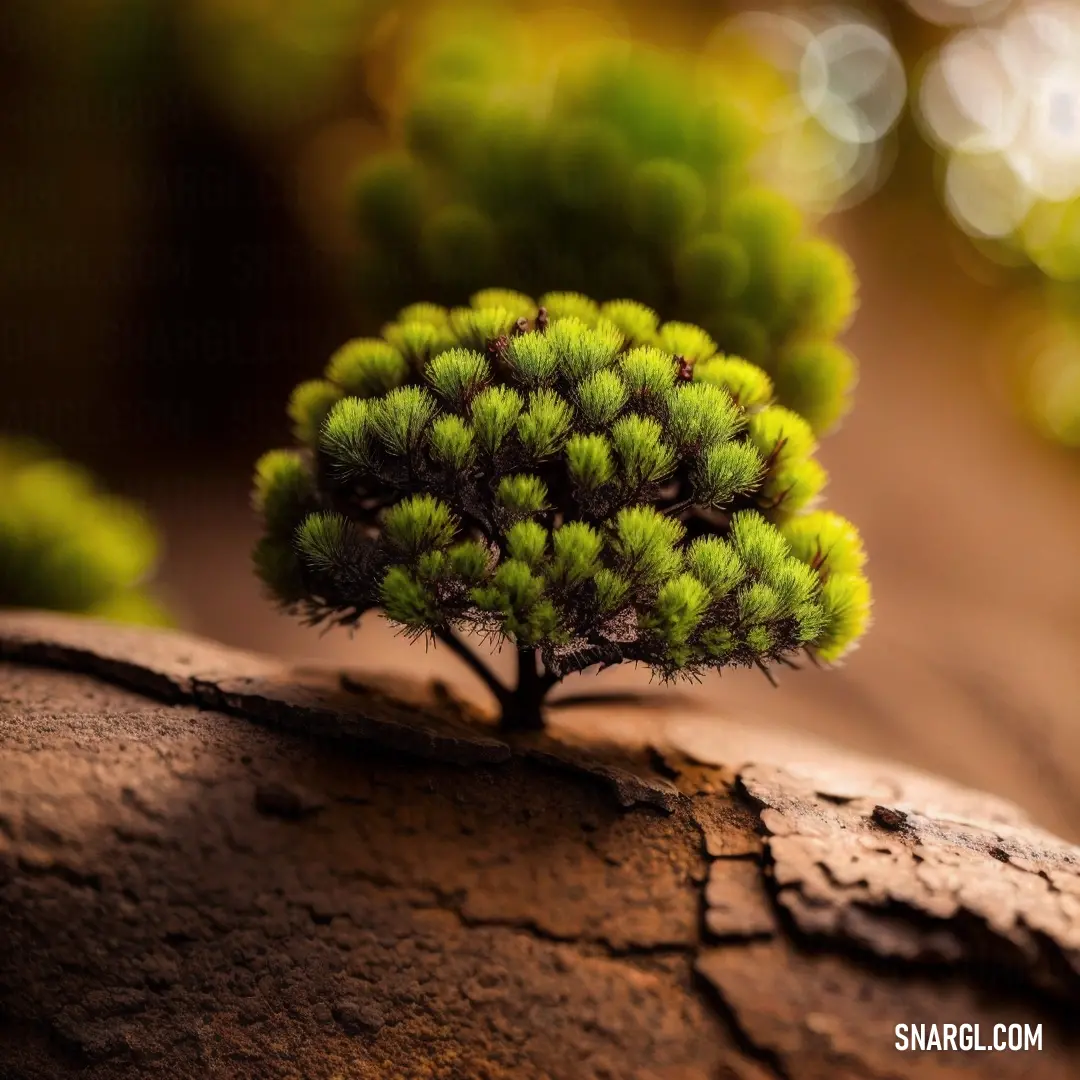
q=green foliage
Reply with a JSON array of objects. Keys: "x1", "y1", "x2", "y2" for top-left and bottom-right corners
[
  {"x1": 658, "y1": 322, "x2": 718, "y2": 364},
  {"x1": 496, "y1": 474, "x2": 548, "y2": 516},
  {"x1": 0, "y1": 441, "x2": 169, "y2": 624},
  {"x1": 320, "y1": 397, "x2": 373, "y2": 478},
  {"x1": 782, "y1": 511, "x2": 867, "y2": 577},
  {"x1": 473, "y1": 288, "x2": 536, "y2": 315},
  {"x1": 471, "y1": 385, "x2": 524, "y2": 455},
  {"x1": 381, "y1": 565, "x2": 439, "y2": 629},
  {"x1": 610, "y1": 506, "x2": 684, "y2": 588},
  {"x1": 627, "y1": 159, "x2": 707, "y2": 242},
  {"x1": 814, "y1": 573, "x2": 872, "y2": 663},
  {"x1": 550, "y1": 522, "x2": 604, "y2": 587},
  {"x1": 449, "y1": 539, "x2": 490, "y2": 582},
  {"x1": 326, "y1": 339, "x2": 409, "y2": 399},
  {"x1": 601, "y1": 299, "x2": 660, "y2": 346},
  {"x1": 676, "y1": 234, "x2": 750, "y2": 309},
  {"x1": 383, "y1": 318, "x2": 457, "y2": 366},
  {"x1": 566, "y1": 433, "x2": 615, "y2": 492},
  {"x1": 743, "y1": 406, "x2": 827, "y2": 518},
  {"x1": 352, "y1": 155, "x2": 426, "y2": 246},
  {"x1": 174, "y1": 0, "x2": 390, "y2": 134},
  {"x1": 684, "y1": 537, "x2": 745, "y2": 599},
  {"x1": 517, "y1": 390, "x2": 573, "y2": 459},
  {"x1": 694, "y1": 441, "x2": 764, "y2": 508},
  {"x1": 694, "y1": 356, "x2": 774, "y2": 410},
  {"x1": 253, "y1": 290, "x2": 871, "y2": 707},
  {"x1": 541, "y1": 291, "x2": 601, "y2": 325},
  {"x1": 450, "y1": 305, "x2": 518, "y2": 351},
  {"x1": 253, "y1": 450, "x2": 315, "y2": 536},
  {"x1": 253, "y1": 537, "x2": 305, "y2": 605},
  {"x1": 506, "y1": 332, "x2": 559, "y2": 389},
  {"x1": 729, "y1": 510, "x2": 790, "y2": 575},
  {"x1": 667, "y1": 382, "x2": 742, "y2": 453},
  {"x1": 642, "y1": 573, "x2": 711, "y2": 665},
  {"x1": 775, "y1": 341, "x2": 857, "y2": 433},
  {"x1": 287, "y1": 380, "x2": 342, "y2": 447},
  {"x1": 296, "y1": 512, "x2": 352, "y2": 575},
  {"x1": 575, "y1": 370, "x2": 629, "y2": 429},
  {"x1": 747, "y1": 406, "x2": 817, "y2": 466},
  {"x1": 383, "y1": 494, "x2": 457, "y2": 557},
  {"x1": 506, "y1": 521, "x2": 548, "y2": 568},
  {"x1": 781, "y1": 511, "x2": 870, "y2": 660},
  {"x1": 372, "y1": 387, "x2": 439, "y2": 457},
  {"x1": 619, "y1": 347, "x2": 678, "y2": 407},
  {"x1": 430, "y1": 414, "x2": 475, "y2": 470},
  {"x1": 427, "y1": 348, "x2": 491, "y2": 405},
  {"x1": 348, "y1": 26, "x2": 860, "y2": 432},
  {"x1": 611, "y1": 414, "x2": 676, "y2": 491},
  {"x1": 548, "y1": 318, "x2": 623, "y2": 381},
  {"x1": 782, "y1": 241, "x2": 859, "y2": 338}
]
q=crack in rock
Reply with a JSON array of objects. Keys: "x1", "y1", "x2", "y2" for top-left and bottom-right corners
[
  {"x1": 738, "y1": 763, "x2": 1080, "y2": 1003},
  {"x1": 0, "y1": 611, "x2": 510, "y2": 767},
  {"x1": 0, "y1": 612, "x2": 683, "y2": 812},
  {"x1": 7, "y1": 613, "x2": 1080, "y2": 1078},
  {"x1": 702, "y1": 860, "x2": 777, "y2": 941}
]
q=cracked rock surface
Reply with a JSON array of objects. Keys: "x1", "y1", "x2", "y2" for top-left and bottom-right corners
[{"x1": 2, "y1": 612, "x2": 1079, "y2": 1079}]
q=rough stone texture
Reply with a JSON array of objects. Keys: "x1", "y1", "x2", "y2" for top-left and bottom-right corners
[
  {"x1": 742, "y1": 763, "x2": 1080, "y2": 1000},
  {"x1": 0, "y1": 610, "x2": 510, "y2": 766},
  {"x1": 696, "y1": 939, "x2": 1076, "y2": 1080},
  {"x1": 2, "y1": 612, "x2": 1080, "y2": 1079}
]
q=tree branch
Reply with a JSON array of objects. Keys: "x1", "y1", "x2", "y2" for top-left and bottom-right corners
[
  {"x1": 547, "y1": 690, "x2": 660, "y2": 710},
  {"x1": 662, "y1": 499, "x2": 694, "y2": 518},
  {"x1": 433, "y1": 628, "x2": 510, "y2": 708}
]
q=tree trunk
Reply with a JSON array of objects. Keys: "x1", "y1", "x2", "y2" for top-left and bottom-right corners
[
  {"x1": 503, "y1": 648, "x2": 547, "y2": 732},
  {"x1": 2, "y1": 611, "x2": 1079, "y2": 1079}
]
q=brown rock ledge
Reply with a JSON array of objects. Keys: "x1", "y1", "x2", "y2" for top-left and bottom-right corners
[{"x1": 1, "y1": 611, "x2": 1079, "y2": 1079}]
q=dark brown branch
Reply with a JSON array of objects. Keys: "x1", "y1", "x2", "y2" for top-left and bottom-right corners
[
  {"x1": 753, "y1": 657, "x2": 779, "y2": 688},
  {"x1": 547, "y1": 690, "x2": 684, "y2": 710},
  {"x1": 662, "y1": 499, "x2": 694, "y2": 518},
  {"x1": 433, "y1": 628, "x2": 510, "y2": 710}
]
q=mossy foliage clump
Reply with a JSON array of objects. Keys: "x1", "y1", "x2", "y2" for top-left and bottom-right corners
[
  {"x1": 350, "y1": 28, "x2": 858, "y2": 432},
  {"x1": 0, "y1": 441, "x2": 170, "y2": 625},
  {"x1": 253, "y1": 291, "x2": 871, "y2": 730}
]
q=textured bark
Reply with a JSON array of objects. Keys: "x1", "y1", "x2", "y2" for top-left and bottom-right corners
[{"x1": 1, "y1": 612, "x2": 1080, "y2": 1079}]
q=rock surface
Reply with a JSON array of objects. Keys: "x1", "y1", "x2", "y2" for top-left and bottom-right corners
[{"x1": 1, "y1": 611, "x2": 1079, "y2": 1079}]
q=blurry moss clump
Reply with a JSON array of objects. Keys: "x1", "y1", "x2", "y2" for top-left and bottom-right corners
[
  {"x1": 0, "y1": 442, "x2": 171, "y2": 625},
  {"x1": 178, "y1": 0, "x2": 393, "y2": 134},
  {"x1": 1012, "y1": 303, "x2": 1080, "y2": 450},
  {"x1": 78, "y1": 0, "x2": 393, "y2": 138},
  {"x1": 1017, "y1": 209, "x2": 1080, "y2": 450},
  {"x1": 349, "y1": 18, "x2": 859, "y2": 433}
]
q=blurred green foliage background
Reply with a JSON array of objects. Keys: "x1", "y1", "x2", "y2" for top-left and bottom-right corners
[
  {"x1": 3, "y1": 0, "x2": 1078, "y2": 467},
  {"x1": 0, "y1": 441, "x2": 169, "y2": 623},
  {"x1": 350, "y1": 16, "x2": 858, "y2": 431}
]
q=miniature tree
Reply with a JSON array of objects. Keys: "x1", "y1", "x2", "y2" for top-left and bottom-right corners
[
  {"x1": 252, "y1": 291, "x2": 870, "y2": 730},
  {"x1": 350, "y1": 26, "x2": 859, "y2": 433},
  {"x1": 0, "y1": 441, "x2": 170, "y2": 625}
]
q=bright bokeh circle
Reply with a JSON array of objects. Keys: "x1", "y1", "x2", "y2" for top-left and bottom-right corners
[
  {"x1": 709, "y1": 9, "x2": 906, "y2": 213},
  {"x1": 916, "y1": 0, "x2": 1080, "y2": 273}
]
